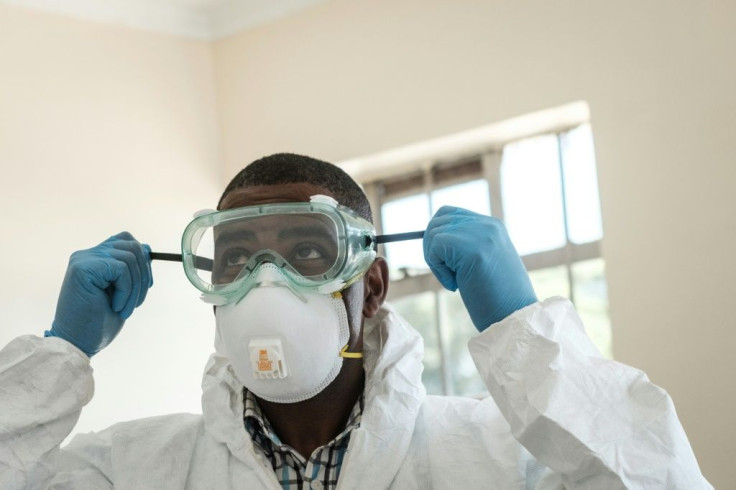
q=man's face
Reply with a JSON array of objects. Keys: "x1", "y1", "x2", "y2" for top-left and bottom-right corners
[{"x1": 218, "y1": 182, "x2": 367, "y2": 351}]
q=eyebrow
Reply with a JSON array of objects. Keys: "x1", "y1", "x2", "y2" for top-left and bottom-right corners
[
  {"x1": 278, "y1": 225, "x2": 335, "y2": 242},
  {"x1": 215, "y1": 229, "x2": 256, "y2": 249}
]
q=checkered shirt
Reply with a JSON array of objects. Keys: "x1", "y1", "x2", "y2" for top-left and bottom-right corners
[{"x1": 243, "y1": 389, "x2": 364, "y2": 490}]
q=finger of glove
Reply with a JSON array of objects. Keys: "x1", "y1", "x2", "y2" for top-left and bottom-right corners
[
  {"x1": 425, "y1": 206, "x2": 508, "y2": 292},
  {"x1": 104, "y1": 231, "x2": 137, "y2": 245},
  {"x1": 423, "y1": 222, "x2": 459, "y2": 291},
  {"x1": 142, "y1": 244, "x2": 153, "y2": 289},
  {"x1": 106, "y1": 233, "x2": 153, "y2": 292},
  {"x1": 423, "y1": 206, "x2": 479, "y2": 284},
  {"x1": 103, "y1": 249, "x2": 142, "y2": 320},
  {"x1": 111, "y1": 241, "x2": 152, "y2": 306},
  {"x1": 83, "y1": 254, "x2": 133, "y2": 316},
  {"x1": 432, "y1": 205, "x2": 464, "y2": 219}
]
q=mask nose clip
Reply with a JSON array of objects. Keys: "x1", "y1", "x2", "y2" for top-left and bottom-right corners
[{"x1": 252, "y1": 263, "x2": 287, "y2": 287}]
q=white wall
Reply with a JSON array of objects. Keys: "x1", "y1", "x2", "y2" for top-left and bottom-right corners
[
  {"x1": 0, "y1": 6, "x2": 223, "y2": 437},
  {"x1": 211, "y1": 1, "x2": 736, "y2": 487}
]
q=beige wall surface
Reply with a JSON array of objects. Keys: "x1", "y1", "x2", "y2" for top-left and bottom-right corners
[
  {"x1": 212, "y1": 0, "x2": 736, "y2": 486},
  {"x1": 0, "y1": 6, "x2": 223, "y2": 438}
]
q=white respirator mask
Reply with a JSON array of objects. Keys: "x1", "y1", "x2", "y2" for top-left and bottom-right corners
[{"x1": 214, "y1": 264, "x2": 362, "y2": 404}]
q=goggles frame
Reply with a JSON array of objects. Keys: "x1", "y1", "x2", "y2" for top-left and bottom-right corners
[{"x1": 180, "y1": 195, "x2": 377, "y2": 305}]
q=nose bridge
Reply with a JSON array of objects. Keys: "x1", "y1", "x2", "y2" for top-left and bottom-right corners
[
  {"x1": 245, "y1": 248, "x2": 288, "y2": 272},
  {"x1": 252, "y1": 261, "x2": 292, "y2": 284}
]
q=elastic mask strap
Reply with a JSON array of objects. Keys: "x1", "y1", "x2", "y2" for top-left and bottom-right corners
[
  {"x1": 336, "y1": 268, "x2": 370, "y2": 293},
  {"x1": 330, "y1": 287, "x2": 363, "y2": 359},
  {"x1": 339, "y1": 344, "x2": 363, "y2": 359}
]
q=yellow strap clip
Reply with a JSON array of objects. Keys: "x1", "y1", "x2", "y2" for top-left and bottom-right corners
[{"x1": 339, "y1": 344, "x2": 363, "y2": 359}]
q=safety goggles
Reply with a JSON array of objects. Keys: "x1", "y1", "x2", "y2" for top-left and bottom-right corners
[{"x1": 151, "y1": 195, "x2": 423, "y2": 305}]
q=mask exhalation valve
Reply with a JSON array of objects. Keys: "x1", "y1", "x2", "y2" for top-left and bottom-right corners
[{"x1": 248, "y1": 338, "x2": 289, "y2": 379}]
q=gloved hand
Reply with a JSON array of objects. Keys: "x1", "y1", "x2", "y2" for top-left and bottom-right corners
[
  {"x1": 423, "y1": 206, "x2": 537, "y2": 331},
  {"x1": 45, "y1": 232, "x2": 153, "y2": 357}
]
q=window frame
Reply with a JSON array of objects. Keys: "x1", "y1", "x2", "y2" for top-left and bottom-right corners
[
  {"x1": 363, "y1": 131, "x2": 602, "y2": 304},
  {"x1": 340, "y1": 102, "x2": 607, "y2": 395}
]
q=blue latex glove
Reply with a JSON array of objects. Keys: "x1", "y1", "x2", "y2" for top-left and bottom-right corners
[
  {"x1": 423, "y1": 206, "x2": 537, "y2": 331},
  {"x1": 45, "y1": 232, "x2": 153, "y2": 357}
]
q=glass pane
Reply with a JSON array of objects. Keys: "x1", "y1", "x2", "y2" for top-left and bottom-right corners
[
  {"x1": 560, "y1": 124, "x2": 603, "y2": 244},
  {"x1": 528, "y1": 265, "x2": 570, "y2": 300},
  {"x1": 391, "y1": 292, "x2": 444, "y2": 394},
  {"x1": 501, "y1": 135, "x2": 566, "y2": 256},
  {"x1": 381, "y1": 194, "x2": 430, "y2": 279},
  {"x1": 572, "y1": 258, "x2": 612, "y2": 358},
  {"x1": 431, "y1": 179, "x2": 491, "y2": 216},
  {"x1": 439, "y1": 290, "x2": 488, "y2": 397}
]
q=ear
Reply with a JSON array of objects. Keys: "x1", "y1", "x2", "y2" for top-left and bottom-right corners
[{"x1": 363, "y1": 257, "x2": 389, "y2": 319}]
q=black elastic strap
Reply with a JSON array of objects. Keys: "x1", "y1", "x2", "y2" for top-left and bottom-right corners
[
  {"x1": 375, "y1": 230, "x2": 425, "y2": 244},
  {"x1": 149, "y1": 252, "x2": 181, "y2": 263},
  {"x1": 150, "y1": 231, "x2": 424, "y2": 270},
  {"x1": 150, "y1": 252, "x2": 213, "y2": 271}
]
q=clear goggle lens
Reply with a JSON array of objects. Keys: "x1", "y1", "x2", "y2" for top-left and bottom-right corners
[
  {"x1": 181, "y1": 197, "x2": 381, "y2": 304},
  {"x1": 192, "y1": 212, "x2": 344, "y2": 287}
]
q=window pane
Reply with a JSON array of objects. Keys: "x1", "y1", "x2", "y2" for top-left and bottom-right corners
[
  {"x1": 501, "y1": 135, "x2": 566, "y2": 256},
  {"x1": 431, "y1": 179, "x2": 491, "y2": 216},
  {"x1": 528, "y1": 265, "x2": 570, "y2": 300},
  {"x1": 560, "y1": 124, "x2": 603, "y2": 243},
  {"x1": 391, "y1": 292, "x2": 444, "y2": 394},
  {"x1": 439, "y1": 290, "x2": 488, "y2": 397},
  {"x1": 572, "y1": 259, "x2": 612, "y2": 358},
  {"x1": 381, "y1": 194, "x2": 430, "y2": 278}
]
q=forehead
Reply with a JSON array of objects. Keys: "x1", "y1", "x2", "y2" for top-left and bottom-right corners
[
  {"x1": 215, "y1": 213, "x2": 336, "y2": 238},
  {"x1": 219, "y1": 183, "x2": 336, "y2": 210}
]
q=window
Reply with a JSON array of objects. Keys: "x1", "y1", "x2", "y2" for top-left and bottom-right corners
[{"x1": 348, "y1": 106, "x2": 610, "y2": 397}]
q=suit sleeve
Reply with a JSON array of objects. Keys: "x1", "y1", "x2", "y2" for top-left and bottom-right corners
[
  {"x1": 468, "y1": 297, "x2": 712, "y2": 489},
  {"x1": 0, "y1": 335, "x2": 112, "y2": 488}
]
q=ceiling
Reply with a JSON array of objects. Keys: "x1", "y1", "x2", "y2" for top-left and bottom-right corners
[{"x1": 0, "y1": 0, "x2": 332, "y2": 40}]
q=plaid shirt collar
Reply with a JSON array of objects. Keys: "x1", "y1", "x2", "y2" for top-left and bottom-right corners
[{"x1": 243, "y1": 388, "x2": 364, "y2": 489}]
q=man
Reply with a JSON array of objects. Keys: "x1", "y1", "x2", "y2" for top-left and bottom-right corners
[{"x1": 0, "y1": 153, "x2": 710, "y2": 488}]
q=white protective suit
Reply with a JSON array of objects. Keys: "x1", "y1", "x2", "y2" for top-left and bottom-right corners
[{"x1": 0, "y1": 297, "x2": 711, "y2": 489}]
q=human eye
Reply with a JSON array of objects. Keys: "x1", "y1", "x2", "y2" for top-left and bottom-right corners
[
  {"x1": 222, "y1": 248, "x2": 250, "y2": 267},
  {"x1": 292, "y1": 244, "x2": 324, "y2": 261}
]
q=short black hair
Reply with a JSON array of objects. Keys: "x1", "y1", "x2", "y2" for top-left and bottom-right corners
[{"x1": 218, "y1": 153, "x2": 372, "y2": 222}]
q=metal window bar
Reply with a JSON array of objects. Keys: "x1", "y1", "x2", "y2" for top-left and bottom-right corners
[
  {"x1": 482, "y1": 151, "x2": 504, "y2": 222},
  {"x1": 556, "y1": 132, "x2": 576, "y2": 304}
]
